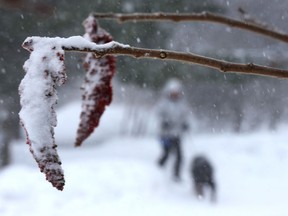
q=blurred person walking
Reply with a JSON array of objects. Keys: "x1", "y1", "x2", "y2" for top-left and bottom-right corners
[{"x1": 155, "y1": 78, "x2": 191, "y2": 182}]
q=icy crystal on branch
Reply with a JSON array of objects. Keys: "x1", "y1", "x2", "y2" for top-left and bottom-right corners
[
  {"x1": 19, "y1": 37, "x2": 66, "y2": 190},
  {"x1": 75, "y1": 15, "x2": 116, "y2": 146}
]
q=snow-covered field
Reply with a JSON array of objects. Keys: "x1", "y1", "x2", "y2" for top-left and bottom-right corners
[{"x1": 1, "y1": 102, "x2": 288, "y2": 216}]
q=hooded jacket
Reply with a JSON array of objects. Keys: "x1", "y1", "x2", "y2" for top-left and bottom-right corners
[{"x1": 156, "y1": 79, "x2": 190, "y2": 138}]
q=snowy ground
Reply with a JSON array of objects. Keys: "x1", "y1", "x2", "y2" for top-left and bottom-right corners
[{"x1": 1, "y1": 102, "x2": 288, "y2": 216}]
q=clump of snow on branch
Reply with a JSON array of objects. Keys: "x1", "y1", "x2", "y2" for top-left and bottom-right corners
[
  {"x1": 19, "y1": 36, "x2": 67, "y2": 190},
  {"x1": 75, "y1": 15, "x2": 116, "y2": 147}
]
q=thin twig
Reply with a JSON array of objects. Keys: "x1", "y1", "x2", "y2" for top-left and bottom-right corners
[
  {"x1": 63, "y1": 42, "x2": 288, "y2": 79},
  {"x1": 92, "y1": 12, "x2": 288, "y2": 43}
]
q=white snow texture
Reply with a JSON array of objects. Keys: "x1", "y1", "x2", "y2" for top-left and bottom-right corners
[{"x1": 2, "y1": 102, "x2": 288, "y2": 216}]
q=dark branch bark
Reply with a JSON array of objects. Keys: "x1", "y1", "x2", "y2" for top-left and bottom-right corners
[
  {"x1": 92, "y1": 12, "x2": 288, "y2": 43},
  {"x1": 63, "y1": 43, "x2": 288, "y2": 79}
]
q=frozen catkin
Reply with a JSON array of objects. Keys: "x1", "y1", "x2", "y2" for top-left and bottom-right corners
[
  {"x1": 19, "y1": 37, "x2": 66, "y2": 190},
  {"x1": 75, "y1": 15, "x2": 116, "y2": 147}
]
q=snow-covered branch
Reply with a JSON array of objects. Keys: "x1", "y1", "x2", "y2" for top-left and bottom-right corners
[
  {"x1": 92, "y1": 12, "x2": 288, "y2": 44},
  {"x1": 63, "y1": 40, "x2": 288, "y2": 79},
  {"x1": 22, "y1": 35, "x2": 288, "y2": 80}
]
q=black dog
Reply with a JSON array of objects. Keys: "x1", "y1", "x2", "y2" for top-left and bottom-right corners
[{"x1": 191, "y1": 155, "x2": 216, "y2": 202}]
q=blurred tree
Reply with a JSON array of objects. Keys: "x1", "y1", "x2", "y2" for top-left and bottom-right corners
[
  {"x1": 0, "y1": 0, "x2": 53, "y2": 15},
  {"x1": 0, "y1": 104, "x2": 9, "y2": 168}
]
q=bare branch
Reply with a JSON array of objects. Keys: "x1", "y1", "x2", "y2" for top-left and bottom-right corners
[
  {"x1": 92, "y1": 12, "x2": 288, "y2": 43},
  {"x1": 63, "y1": 42, "x2": 288, "y2": 79}
]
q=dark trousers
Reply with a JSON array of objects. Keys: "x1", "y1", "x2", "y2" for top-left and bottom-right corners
[{"x1": 158, "y1": 136, "x2": 182, "y2": 178}]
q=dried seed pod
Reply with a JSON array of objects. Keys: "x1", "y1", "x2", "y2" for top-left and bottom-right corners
[
  {"x1": 75, "y1": 16, "x2": 116, "y2": 146},
  {"x1": 19, "y1": 37, "x2": 66, "y2": 190}
]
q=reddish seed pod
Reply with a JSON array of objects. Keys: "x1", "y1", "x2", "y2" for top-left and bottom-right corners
[{"x1": 75, "y1": 16, "x2": 116, "y2": 146}]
